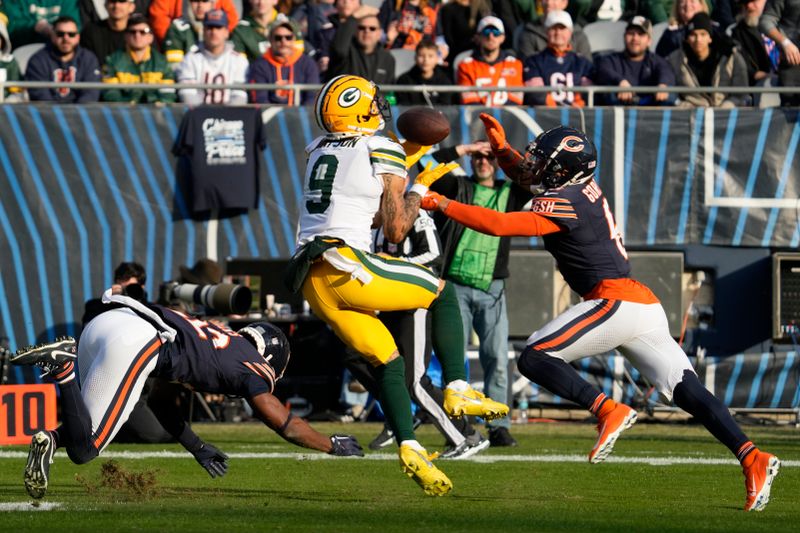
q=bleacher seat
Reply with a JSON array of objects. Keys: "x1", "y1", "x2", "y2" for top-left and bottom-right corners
[
  {"x1": 13, "y1": 43, "x2": 45, "y2": 76},
  {"x1": 650, "y1": 22, "x2": 668, "y2": 52},
  {"x1": 583, "y1": 20, "x2": 627, "y2": 56},
  {"x1": 390, "y1": 48, "x2": 416, "y2": 79}
]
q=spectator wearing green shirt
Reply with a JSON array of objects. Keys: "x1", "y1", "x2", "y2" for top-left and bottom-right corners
[
  {"x1": 101, "y1": 14, "x2": 176, "y2": 103},
  {"x1": 1, "y1": 0, "x2": 81, "y2": 47},
  {"x1": 164, "y1": 0, "x2": 215, "y2": 67},
  {"x1": 231, "y1": 0, "x2": 285, "y2": 61}
]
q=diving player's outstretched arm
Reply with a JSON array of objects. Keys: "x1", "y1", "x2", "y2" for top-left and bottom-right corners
[
  {"x1": 478, "y1": 113, "x2": 532, "y2": 187},
  {"x1": 423, "y1": 193, "x2": 563, "y2": 237},
  {"x1": 248, "y1": 392, "x2": 363, "y2": 456}
]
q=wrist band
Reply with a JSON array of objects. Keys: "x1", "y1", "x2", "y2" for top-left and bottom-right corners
[
  {"x1": 410, "y1": 183, "x2": 428, "y2": 197},
  {"x1": 278, "y1": 413, "x2": 294, "y2": 434}
]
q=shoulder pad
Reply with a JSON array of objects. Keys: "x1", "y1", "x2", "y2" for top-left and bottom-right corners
[{"x1": 368, "y1": 135, "x2": 405, "y2": 155}]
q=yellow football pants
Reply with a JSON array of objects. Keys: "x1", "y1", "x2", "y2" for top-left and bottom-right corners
[{"x1": 302, "y1": 246, "x2": 441, "y2": 366}]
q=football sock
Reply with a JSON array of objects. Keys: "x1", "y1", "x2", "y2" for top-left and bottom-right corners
[
  {"x1": 429, "y1": 282, "x2": 468, "y2": 383},
  {"x1": 377, "y1": 357, "x2": 416, "y2": 443},
  {"x1": 445, "y1": 379, "x2": 469, "y2": 392},
  {"x1": 590, "y1": 393, "x2": 616, "y2": 418},
  {"x1": 52, "y1": 361, "x2": 76, "y2": 384},
  {"x1": 738, "y1": 441, "x2": 758, "y2": 465},
  {"x1": 672, "y1": 370, "x2": 750, "y2": 456},
  {"x1": 57, "y1": 378, "x2": 99, "y2": 464},
  {"x1": 517, "y1": 346, "x2": 602, "y2": 409}
]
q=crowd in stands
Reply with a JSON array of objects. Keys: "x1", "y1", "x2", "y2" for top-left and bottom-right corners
[{"x1": 0, "y1": 0, "x2": 795, "y2": 106}]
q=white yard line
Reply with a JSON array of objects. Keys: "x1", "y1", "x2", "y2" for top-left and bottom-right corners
[
  {"x1": 0, "y1": 502, "x2": 62, "y2": 512},
  {"x1": 0, "y1": 450, "x2": 796, "y2": 467}
]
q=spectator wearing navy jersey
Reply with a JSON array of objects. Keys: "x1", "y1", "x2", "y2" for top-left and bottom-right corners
[
  {"x1": 667, "y1": 12, "x2": 749, "y2": 107},
  {"x1": 759, "y1": 0, "x2": 800, "y2": 105},
  {"x1": 396, "y1": 38, "x2": 456, "y2": 105},
  {"x1": 26, "y1": 16, "x2": 101, "y2": 102},
  {"x1": 514, "y1": 0, "x2": 591, "y2": 60},
  {"x1": 248, "y1": 19, "x2": 320, "y2": 105},
  {"x1": 594, "y1": 16, "x2": 676, "y2": 105},
  {"x1": 523, "y1": 10, "x2": 593, "y2": 107}
]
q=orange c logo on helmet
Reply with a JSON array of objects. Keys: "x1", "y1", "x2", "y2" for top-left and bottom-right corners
[{"x1": 559, "y1": 136, "x2": 585, "y2": 152}]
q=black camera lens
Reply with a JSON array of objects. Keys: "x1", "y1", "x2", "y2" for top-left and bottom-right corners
[{"x1": 121, "y1": 283, "x2": 146, "y2": 302}]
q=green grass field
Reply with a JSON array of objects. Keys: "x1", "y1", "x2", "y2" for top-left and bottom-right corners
[{"x1": 1, "y1": 420, "x2": 797, "y2": 532}]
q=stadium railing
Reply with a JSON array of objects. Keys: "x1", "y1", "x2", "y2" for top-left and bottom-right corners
[{"x1": 3, "y1": 81, "x2": 800, "y2": 107}]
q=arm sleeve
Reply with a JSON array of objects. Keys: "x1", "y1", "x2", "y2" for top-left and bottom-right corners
[
  {"x1": 457, "y1": 60, "x2": 481, "y2": 104},
  {"x1": 331, "y1": 16, "x2": 358, "y2": 60},
  {"x1": 101, "y1": 60, "x2": 125, "y2": 102},
  {"x1": 443, "y1": 200, "x2": 563, "y2": 237},
  {"x1": 759, "y1": 0, "x2": 783, "y2": 35},
  {"x1": 23, "y1": 55, "x2": 53, "y2": 101},
  {"x1": 148, "y1": 0, "x2": 178, "y2": 42},
  {"x1": 593, "y1": 56, "x2": 623, "y2": 86},
  {"x1": 217, "y1": 0, "x2": 240, "y2": 32},
  {"x1": 654, "y1": 55, "x2": 676, "y2": 85},
  {"x1": 228, "y1": 56, "x2": 249, "y2": 105},
  {"x1": 368, "y1": 136, "x2": 408, "y2": 178},
  {"x1": 403, "y1": 214, "x2": 442, "y2": 266},
  {"x1": 723, "y1": 52, "x2": 751, "y2": 106},
  {"x1": 75, "y1": 51, "x2": 101, "y2": 103}
]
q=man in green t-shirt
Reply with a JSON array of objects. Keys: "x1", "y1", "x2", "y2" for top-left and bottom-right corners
[{"x1": 428, "y1": 143, "x2": 533, "y2": 448}]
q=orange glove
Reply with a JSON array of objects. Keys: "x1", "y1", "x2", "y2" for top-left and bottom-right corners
[
  {"x1": 421, "y1": 191, "x2": 448, "y2": 211},
  {"x1": 479, "y1": 113, "x2": 508, "y2": 152}
]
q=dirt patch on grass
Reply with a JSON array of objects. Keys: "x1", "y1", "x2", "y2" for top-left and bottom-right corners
[{"x1": 76, "y1": 460, "x2": 160, "y2": 501}]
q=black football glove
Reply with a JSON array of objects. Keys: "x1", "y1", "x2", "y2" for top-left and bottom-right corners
[
  {"x1": 192, "y1": 442, "x2": 229, "y2": 478},
  {"x1": 329, "y1": 434, "x2": 364, "y2": 457}
]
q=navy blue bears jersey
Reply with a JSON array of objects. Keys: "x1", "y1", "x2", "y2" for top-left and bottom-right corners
[
  {"x1": 152, "y1": 306, "x2": 278, "y2": 398},
  {"x1": 532, "y1": 179, "x2": 630, "y2": 296}
]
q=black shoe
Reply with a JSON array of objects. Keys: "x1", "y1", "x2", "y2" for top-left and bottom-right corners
[
  {"x1": 368, "y1": 424, "x2": 395, "y2": 450},
  {"x1": 439, "y1": 430, "x2": 490, "y2": 459},
  {"x1": 368, "y1": 418, "x2": 423, "y2": 451},
  {"x1": 488, "y1": 426, "x2": 518, "y2": 447}
]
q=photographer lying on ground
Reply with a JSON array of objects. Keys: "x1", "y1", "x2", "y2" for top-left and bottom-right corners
[{"x1": 13, "y1": 283, "x2": 363, "y2": 499}]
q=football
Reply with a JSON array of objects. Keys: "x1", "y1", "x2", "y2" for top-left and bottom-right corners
[{"x1": 396, "y1": 107, "x2": 451, "y2": 146}]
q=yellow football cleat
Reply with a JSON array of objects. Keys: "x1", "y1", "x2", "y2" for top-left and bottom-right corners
[
  {"x1": 443, "y1": 386, "x2": 509, "y2": 421},
  {"x1": 399, "y1": 444, "x2": 453, "y2": 496}
]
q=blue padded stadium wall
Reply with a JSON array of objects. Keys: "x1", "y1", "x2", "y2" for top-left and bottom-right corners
[{"x1": 0, "y1": 104, "x2": 798, "y2": 408}]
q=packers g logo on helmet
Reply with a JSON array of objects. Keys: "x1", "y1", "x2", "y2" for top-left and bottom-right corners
[
  {"x1": 315, "y1": 75, "x2": 391, "y2": 135},
  {"x1": 337, "y1": 87, "x2": 361, "y2": 108}
]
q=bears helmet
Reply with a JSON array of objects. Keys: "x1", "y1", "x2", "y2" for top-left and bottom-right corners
[
  {"x1": 524, "y1": 126, "x2": 597, "y2": 189},
  {"x1": 238, "y1": 322, "x2": 292, "y2": 381}
]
